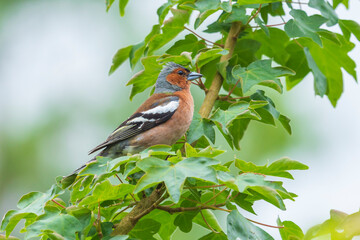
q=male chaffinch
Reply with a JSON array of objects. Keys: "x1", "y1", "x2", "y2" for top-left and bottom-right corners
[{"x1": 62, "y1": 62, "x2": 202, "y2": 185}]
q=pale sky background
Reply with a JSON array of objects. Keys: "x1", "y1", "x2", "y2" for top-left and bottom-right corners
[{"x1": 0, "y1": 0, "x2": 359, "y2": 239}]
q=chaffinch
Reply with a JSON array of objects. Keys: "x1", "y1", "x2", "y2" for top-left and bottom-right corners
[{"x1": 62, "y1": 62, "x2": 202, "y2": 185}]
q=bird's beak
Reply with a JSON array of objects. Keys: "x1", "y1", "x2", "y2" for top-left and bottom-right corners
[{"x1": 187, "y1": 72, "x2": 203, "y2": 81}]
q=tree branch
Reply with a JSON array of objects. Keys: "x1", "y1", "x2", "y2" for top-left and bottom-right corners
[
  {"x1": 198, "y1": 21, "x2": 243, "y2": 118},
  {"x1": 111, "y1": 186, "x2": 165, "y2": 236}
]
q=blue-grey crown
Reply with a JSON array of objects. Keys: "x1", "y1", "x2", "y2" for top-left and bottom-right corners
[{"x1": 154, "y1": 62, "x2": 186, "y2": 94}]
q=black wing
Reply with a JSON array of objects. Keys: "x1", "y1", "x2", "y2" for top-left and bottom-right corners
[{"x1": 89, "y1": 96, "x2": 179, "y2": 154}]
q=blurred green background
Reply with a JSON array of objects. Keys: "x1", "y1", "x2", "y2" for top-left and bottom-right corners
[{"x1": 0, "y1": 0, "x2": 359, "y2": 238}]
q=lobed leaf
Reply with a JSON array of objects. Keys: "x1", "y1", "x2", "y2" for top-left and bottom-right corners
[
  {"x1": 235, "y1": 157, "x2": 309, "y2": 179},
  {"x1": 135, "y1": 157, "x2": 219, "y2": 202},
  {"x1": 232, "y1": 59, "x2": 294, "y2": 94},
  {"x1": 285, "y1": 9, "x2": 327, "y2": 46},
  {"x1": 227, "y1": 210, "x2": 274, "y2": 240}
]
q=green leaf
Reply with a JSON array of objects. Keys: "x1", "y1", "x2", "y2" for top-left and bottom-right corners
[
  {"x1": 228, "y1": 118, "x2": 250, "y2": 150},
  {"x1": 238, "y1": 0, "x2": 282, "y2": 4},
  {"x1": 285, "y1": 42, "x2": 310, "y2": 90},
  {"x1": 157, "y1": 2, "x2": 172, "y2": 24},
  {"x1": 193, "y1": 210, "x2": 223, "y2": 233},
  {"x1": 247, "y1": 186, "x2": 286, "y2": 210},
  {"x1": 148, "y1": 8, "x2": 191, "y2": 54},
  {"x1": 333, "y1": 0, "x2": 348, "y2": 8},
  {"x1": 196, "y1": 146, "x2": 225, "y2": 158},
  {"x1": 108, "y1": 45, "x2": 132, "y2": 75},
  {"x1": 245, "y1": 28, "x2": 290, "y2": 66},
  {"x1": 232, "y1": 59, "x2": 294, "y2": 93},
  {"x1": 135, "y1": 157, "x2": 219, "y2": 202},
  {"x1": 78, "y1": 156, "x2": 114, "y2": 176},
  {"x1": 233, "y1": 39, "x2": 261, "y2": 67},
  {"x1": 119, "y1": 0, "x2": 129, "y2": 16},
  {"x1": 231, "y1": 192, "x2": 256, "y2": 214},
  {"x1": 309, "y1": 0, "x2": 338, "y2": 26},
  {"x1": 129, "y1": 219, "x2": 161, "y2": 240},
  {"x1": 211, "y1": 102, "x2": 259, "y2": 149},
  {"x1": 298, "y1": 35, "x2": 356, "y2": 106},
  {"x1": 255, "y1": 17, "x2": 270, "y2": 36},
  {"x1": 79, "y1": 180, "x2": 135, "y2": 207},
  {"x1": 211, "y1": 102, "x2": 252, "y2": 128},
  {"x1": 279, "y1": 114, "x2": 292, "y2": 134},
  {"x1": 284, "y1": 9, "x2": 327, "y2": 46},
  {"x1": 204, "y1": 21, "x2": 231, "y2": 34},
  {"x1": 339, "y1": 19, "x2": 360, "y2": 42},
  {"x1": 191, "y1": 0, "x2": 221, "y2": 28},
  {"x1": 250, "y1": 90, "x2": 280, "y2": 119},
  {"x1": 304, "y1": 47, "x2": 327, "y2": 97},
  {"x1": 70, "y1": 175, "x2": 94, "y2": 203},
  {"x1": 223, "y1": 4, "x2": 249, "y2": 24},
  {"x1": 174, "y1": 200, "x2": 199, "y2": 233},
  {"x1": 25, "y1": 207, "x2": 83, "y2": 240},
  {"x1": 235, "y1": 158, "x2": 308, "y2": 179},
  {"x1": 143, "y1": 210, "x2": 176, "y2": 240},
  {"x1": 304, "y1": 209, "x2": 360, "y2": 240},
  {"x1": 187, "y1": 113, "x2": 215, "y2": 144},
  {"x1": 199, "y1": 231, "x2": 228, "y2": 240},
  {"x1": 277, "y1": 217, "x2": 304, "y2": 240},
  {"x1": 196, "y1": 49, "x2": 229, "y2": 68},
  {"x1": 129, "y1": 42, "x2": 146, "y2": 69},
  {"x1": 127, "y1": 56, "x2": 162, "y2": 100},
  {"x1": 219, "y1": 172, "x2": 290, "y2": 209},
  {"x1": 166, "y1": 34, "x2": 205, "y2": 57},
  {"x1": 106, "y1": 0, "x2": 115, "y2": 12},
  {"x1": 227, "y1": 210, "x2": 274, "y2": 240},
  {"x1": 260, "y1": 3, "x2": 285, "y2": 24},
  {"x1": 1, "y1": 184, "x2": 64, "y2": 237}
]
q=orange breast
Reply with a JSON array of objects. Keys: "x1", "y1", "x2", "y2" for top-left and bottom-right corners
[{"x1": 129, "y1": 89, "x2": 194, "y2": 149}]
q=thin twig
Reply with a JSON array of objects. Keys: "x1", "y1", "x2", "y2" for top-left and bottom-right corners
[
  {"x1": 115, "y1": 173, "x2": 138, "y2": 202},
  {"x1": 204, "y1": 187, "x2": 228, "y2": 205},
  {"x1": 200, "y1": 210, "x2": 220, "y2": 233},
  {"x1": 293, "y1": 38, "x2": 304, "y2": 48},
  {"x1": 246, "y1": 4, "x2": 262, "y2": 25},
  {"x1": 51, "y1": 199, "x2": 66, "y2": 209},
  {"x1": 246, "y1": 218, "x2": 284, "y2": 229},
  {"x1": 228, "y1": 192, "x2": 240, "y2": 202},
  {"x1": 184, "y1": 184, "x2": 226, "y2": 189},
  {"x1": 250, "y1": 22, "x2": 286, "y2": 28},
  {"x1": 184, "y1": 26, "x2": 224, "y2": 48}
]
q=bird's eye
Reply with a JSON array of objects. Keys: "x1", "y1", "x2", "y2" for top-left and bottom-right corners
[{"x1": 177, "y1": 70, "x2": 184, "y2": 75}]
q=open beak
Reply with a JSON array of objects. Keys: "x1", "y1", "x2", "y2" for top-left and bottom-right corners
[{"x1": 187, "y1": 72, "x2": 203, "y2": 81}]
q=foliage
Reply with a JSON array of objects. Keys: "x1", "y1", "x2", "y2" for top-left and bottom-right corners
[{"x1": 1, "y1": 0, "x2": 359, "y2": 239}]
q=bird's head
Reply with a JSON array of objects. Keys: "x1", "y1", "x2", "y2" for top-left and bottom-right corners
[{"x1": 154, "y1": 62, "x2": 202, "y2": 94}]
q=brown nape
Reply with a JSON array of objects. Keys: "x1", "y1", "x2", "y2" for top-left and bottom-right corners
[{"x1": 166, "y1": 67, "x2": 191, "y2": 89}]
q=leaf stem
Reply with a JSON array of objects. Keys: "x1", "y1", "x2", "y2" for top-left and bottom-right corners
[
  {"x1": 51, "y1": 199, "x2": 66, "y2": 209},
  {"x1": 115, "y1": 173, "x2": 138, "y2": 202},
  {"x1": 184, "y1": 26, "x2": 224, "y2": 48},
  {"x1": 246, "y1": 4, "x2": 262, "y2": 25},
  {"x1": 250, "y1": 22, "x2": 287, "y2": 28},
  {"x1": 200, "y1": 210, "x2": 220, "y2": 233},
  {"x1": 184, "y1": 184, "x2": 226, "y2": 189},
  {"x1": 247, "y1": 218, "x2": 284, "y2": 229},
  {"x1": 204, "y1": 187, "x2": 228, "y2": 205}
]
